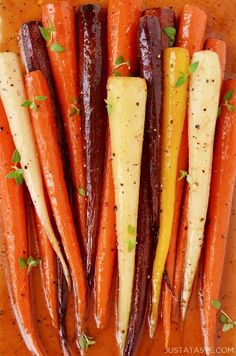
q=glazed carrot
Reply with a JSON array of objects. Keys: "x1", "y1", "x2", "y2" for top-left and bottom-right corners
[
  {"x1": 25, "y1": 70, "x2": 86, "y2": 336},
  {"x1": 108, "y1": 0, "x2": 143, "y2": 76},
  {"x1": 0, "y1": 100, "x2": 45, "y2": 356},
  {"x1": 19, "y1": 21, "x2": 72, "y2": 197},
  {"x1": 78, "y1": 4, "x2": 107, "y2": 284},
  {"x1": 181, "y1": 51, "x2": 221, "y2": 320},
  {"x1": 95, "y1": 0, "x2": 143, "y2": 328},
  {"x1": 124, "y1": 9, "x2": 176, "y2": 356},
  {"x1": 176, "y1": 4, "x2": 207, "y2": 57},
  {"x1": 164, "y1": 6, "x2": 207, "y2": 336},
  {"x1": 42, "y1": 1, "x2": 86, "y2": 250},
  {"x1": 200, "y1": 80, "x2": 236, "y2": 356},
  {"x1": 0, "y1": 52, "x2": 70, "y2": 289},
  {"x1": 150, "y1": 47, "x2": 189, "y2": 338},
  {"x1": 205, "y1": 38, "x2": 227, "y2": 82}
]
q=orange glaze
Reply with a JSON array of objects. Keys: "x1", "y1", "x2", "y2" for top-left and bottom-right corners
[{"x1": 0, "y1": 0, "x2": 236, "y2": 355}]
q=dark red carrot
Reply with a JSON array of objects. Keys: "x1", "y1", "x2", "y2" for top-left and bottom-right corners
[
  {"x1": 78, "y1": 4, "x2": 107, "y2": 285},
  {"x1": 0, "y1": 100, "x2": 45, "y2": 355},
  {"x1": 200, "y1": 79, "x2": 236, "y2": 356},
  {"x1": 124, "y1": 9, "x2": 175, "y2": 355},
  {"x1": 42, "y1": 2, "x2": 87, "y2": 250},
  {"x1": 25, "y1": 70, "x2": 86, "y2": 337}
]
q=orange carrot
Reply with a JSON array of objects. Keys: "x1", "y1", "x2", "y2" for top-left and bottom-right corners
[
  {"x1": 94, "y1": 0, "x2": 142, "y2": 329},
  {"x1": 200, "y1": 79, "x2": 236, "y2": 356},
  {"x1": 25, "y1": 70, "x2": 86, "y2": 337},
  {"x1": 163, "y1": 5, "x2": 207, "y2": 346},
  {"x1": 0, "y1": 100, "x2": 45, "y2": 355},
  {"x1": 205, "y1": 38, "x2": 227, "y2": 82},
  {"x1": 42, "y1": 2, "x2": 86, "y2": 250}
]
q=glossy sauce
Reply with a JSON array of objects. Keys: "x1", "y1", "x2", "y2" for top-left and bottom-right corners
[{"x1": 0, "y1": 0, "x2": 236, "y2": 355}]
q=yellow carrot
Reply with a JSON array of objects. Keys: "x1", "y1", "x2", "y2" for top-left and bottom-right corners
[{"x1": 149, "y1": 47, "x2": 189, "y2": 337}]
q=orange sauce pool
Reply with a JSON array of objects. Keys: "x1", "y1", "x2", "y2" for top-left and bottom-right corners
[{"x1": 0, "y1": 1, "x2": 236, "y2": 355}]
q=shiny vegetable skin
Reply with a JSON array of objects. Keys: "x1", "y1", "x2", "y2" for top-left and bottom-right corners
[
  {"x1": 124, "y1": 10, "x2": 175, "y2": 356},
  {"x1": 78, "y1": 4, "x2": 107, "y2": 284},
  {"x1": 18, "y1": 21, "x2": 71, "y2": 194},
  {"x1": 150, "y1": 48, "x2": 189, "y2": 338},
  {"x1": 0, "y1": 101, "x2": 45, "y2": 356},
  {"x1": 200, "y1": 80, "x2": 236, "y2": 356},
  {"x1": 205, "y1": 38, "x2": 227, "y2": 82},
  {"x1": 108, "y1": 0, "x2": 143, "y2": 75},
  {"x1": 42, "y1": 2, "x2": 86, "y2": 249},
  {"x1": 25, "y1": 70, "x2": 86, "y2": 335}
]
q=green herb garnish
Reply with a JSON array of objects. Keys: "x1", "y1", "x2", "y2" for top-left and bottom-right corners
[
  {"x1": 21, "y1": 96, "x2": 47, "y2": 112},
  {"x1": 79, "y1": 333, "x2": 95, "y2": 351},
  {"x1": 39, "y1": 24, "x2": 55, "y2": 42},
  {"x1": 105, "y1": 100, "x2": 113, "y2": 116},
  {"x1": 18, "y1": 256, "x2": 41, "y2": 273},
  {"x1": 50, "y1": 43, "x2": 65, "y2": 53},
  {"x1": 175, "y1": 61, "x2": 199, "y2": 88},
  {"x1": 218, "y1": 90, "x2": 235, "y2": 117},
  {"x1": 113, "y1": 55, "x2": 130, "y2": 75},
  {"x1": 6, "y1": 149, "x2": 23, "y2": 185},
  {"x1": 178, "y1": 170, "x2": 192, "y2": 184},
  {"x1": 125, "y1": 239, "x2": 137, "y2": 252},
  {"x1": 78, "y1": 187, "x2": 86, "y2": 197},
  {"x1": 211, "y1": 300, "x2": 236, "y2": 332},
  {"x1": 128, "y1": 224, "x2": 136, "y2": 236},
  {"x1": 163, "y1": 27, "x2": 176, "y2": 47}
]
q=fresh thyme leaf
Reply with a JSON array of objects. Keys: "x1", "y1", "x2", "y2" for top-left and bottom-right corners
[
  {"x1": 105, "y1": 100, "x2": 112, "y2": 116},
  {"x1": 222, "y1": 323, "x2": 233, "y2": 332},
  {"x1": 175, "y1": 73, "x2": 187, "y2": 88},
  {"x1": 220, "y1": 314, "x2": 229, "y2": 324},
  {"x1": 78, "y1": 187, "x2": 86, "y2": 197},
  {"x1": 15, "y1": 169, "x2": 24, "y2": 185},
  {"x1": 178, "y1": 170, "x2": 188, "y2": 180},
  {"x1": 30, "y1": 101, "x2": 38, "y2": 112},
  {"x1": 35, "y1": 96, "x2": 47, "y2": 101},
  {"x1": 39, "y1": 26, "x2": 51, "y2": 42},
  {"x1": 27, "y1": 258, "x2": 41, "y2": 273},
  {"x1": 73, "y1": 96, "x2": 78, "y2": 104},
  {"x1": 50, "y1": 43, "x2": 65, "y2": 53},
  {"x1": 188, "y1": 61, "x2": 199, "y2": 74},
  {"x1": 12, "y1": 149, "x2": 21, "y2": 163},
  {"x1": 114, "y1": 71, "x2": 121, "y2": 77},
  {"x1": 79, "y1": 333, "x2": 96, "y2": 351},
  {"x1": 115, "y1": 55, "x2": 124, "y2": 66},
  {"x1": 186, "y1": 175, "x2": 193, "y2": 185},
  {"x1": 224, "y1": 90, "x2": 234, "y2": 102},
  {"x1": 21, "y1": 100, "x2": 32, "y2": 108},
  {"x1": 128, "y1": 224, "x2": 136, "y2": 236},
  {"x1": 163, "y1": 27, "x2": 176, "y2": 47},
  {"x1": 226, "y1": 104, "x2": 235, "y2": 112},
  {"x1": 211, "y1": 299, "x2": 221, "y2": 310},
  {"x1": 18, "y1": 257, "x2": 27, "y2": 269},
  {"x1": 125, "y1": 239, "x2": 136, "y2": 252},
  {"x1": 69, "y1": 107, "x2": 77, "y2": 117}
]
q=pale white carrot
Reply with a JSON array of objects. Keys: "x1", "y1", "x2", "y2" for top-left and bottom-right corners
[
  {"x1": 182, "y1": 50, "x2": 221, "y2": 319},
  {"x1": 107, "y1": 77, "x2": 147, "y2": 353},
  {"x1": 0, "y1": 52, "x2": 71, "y2": 289}
]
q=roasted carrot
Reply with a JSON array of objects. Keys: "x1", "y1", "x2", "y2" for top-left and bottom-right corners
[
  {"x1": 0, "y1": 100, "x2": 45, "y2": 356},
  {"x1": 42, "y1": 1, "x2": 86, "y2": 250},
  {"x1": 150, "y1": 47, "x2": 189, "y2": 338},
  {"x1": 200, "y1": 80, "x2": 236, "y2": 356},
  {"x1": 124, "y1": 9, "x2": 176, "y2": 356},
  {"x1": 25, "y1": 70, "x2": 86, "y2": 337},
  {"x1": 181, "y1": 51, "x2": 221, "y2": 320},
  {"x1": 0, "y1": 52, "x2": 70, "y2": 289},
  {"x1": 176, "y1": 4, "x2": 207, "y2": 57},
  {"x1": 205, "y1": 38, "x2": 227, "y2": 82},
  {"x1": 19, "y1": 21, "x2": 72, "y2": 196},
  {"x1": 163, "y1": 6, "x2": 207, "y2": 344},
  {"x1": 108, "y1": 0, "x2": 143, "y2": 76},
  {"x1": 95, "y1": 0, "x2": 143, "y2": 328},
  {"x1": 78, "y1": 4, "x2": 107, "y2": 285}
]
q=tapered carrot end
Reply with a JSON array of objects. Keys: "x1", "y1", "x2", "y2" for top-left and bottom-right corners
[{"x1": 149, "y1": 313, "x2": 158, "y2": 339}]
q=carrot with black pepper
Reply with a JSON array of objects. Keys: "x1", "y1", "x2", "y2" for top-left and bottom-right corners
[
  {"x1": 25, "y1": 70, "x2": 86, "y2": 336},
  {"x1": 42, "y1": 1, "x2": 86, "y2": 250},
  {"x1": 124, "y1": 9, "x2": 176, "y2": 356},
  {"x1": 165, "y1": 6, "x2": 207, "y2": 332},
  {"x1": 78, "y1": 4, "x2": 107, "y2": 285},
  {"x1": 0, "y1": 100, "x2": 45, "y2": 356},
  {"x1": 95, "y1": 0, "x2": 143, "y2": 328},
  {"x1": 200, "y1": 79, "x2": 236, "y2": 356}
]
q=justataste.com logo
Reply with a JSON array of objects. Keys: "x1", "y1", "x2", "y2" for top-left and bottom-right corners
[{"x1": 165, "y1": 347, "x2": 235, "y2": 354}]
